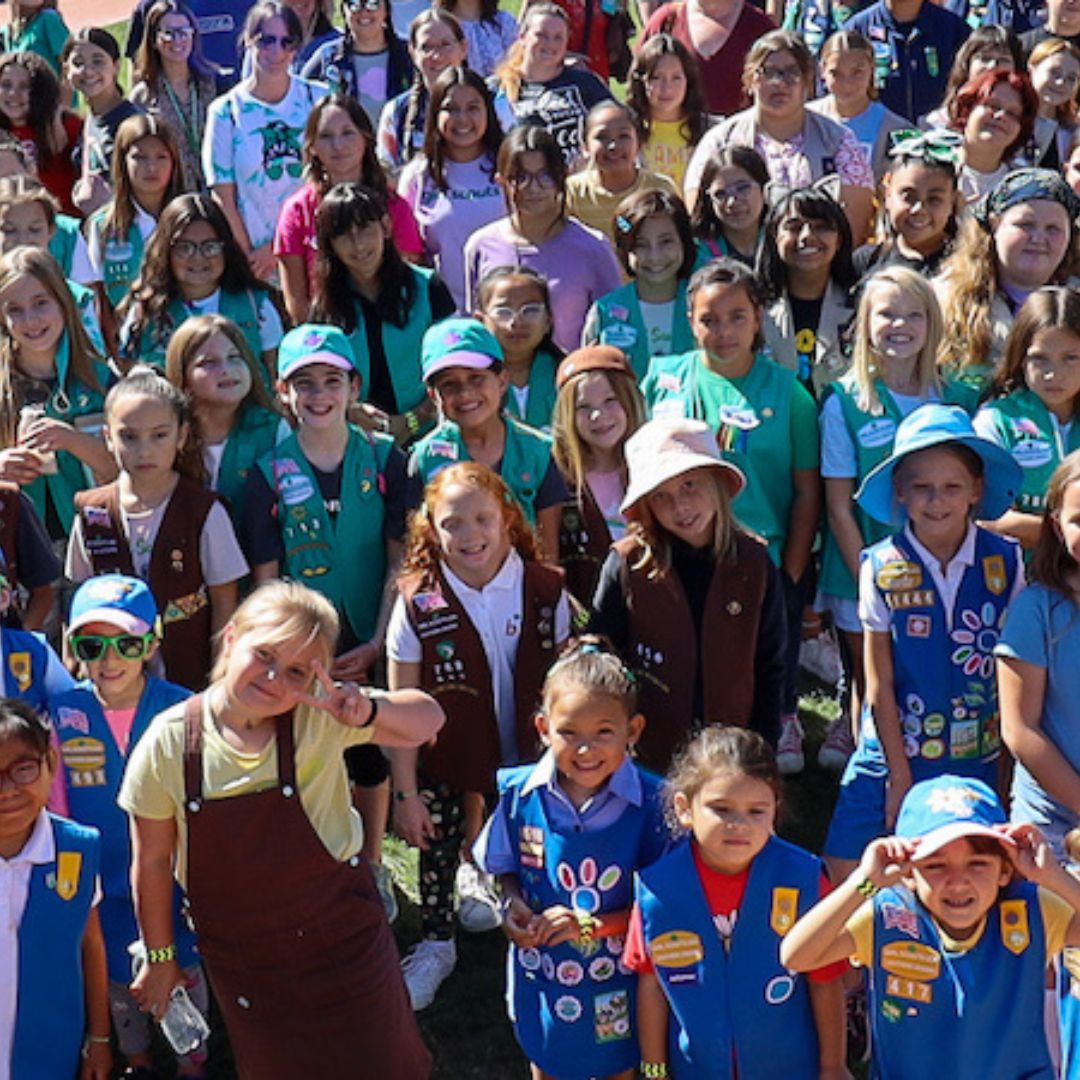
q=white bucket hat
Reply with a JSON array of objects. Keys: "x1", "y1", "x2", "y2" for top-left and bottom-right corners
[{"x1": 621, "y1": 418, "x2": 746, "y2": 516}]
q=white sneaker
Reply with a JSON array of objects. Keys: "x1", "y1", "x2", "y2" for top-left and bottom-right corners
[
  {"x1": 372, "y1": 861, "x2": 399, "y2": 924},
  {"x1": 401, "y1": 939, "x2": 457, "y2": 1011},
  {"x1": 818, "y1": 715, "x2": 855, "y2": 771},
  {"x1": 777, "y1": 714, "x2": 805, "y2": 775},
  {"x1": 456, "y1": 862, "x2": 501, "y2": 933},
  {"x1": 799, "y1": 631, "x2": 843, "y2": 686}
]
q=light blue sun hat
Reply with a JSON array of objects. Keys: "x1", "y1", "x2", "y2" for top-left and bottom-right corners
[{"x1": 855, "y1": 404, "x2": 1022, "y2": 528}]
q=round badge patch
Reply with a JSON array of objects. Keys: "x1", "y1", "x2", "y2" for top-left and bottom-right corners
[
  {"x1": 556, "y1": 961, "x2": 584, "y2": 987},
  {"x1": 518, "y1": 948, "x2": 541, "y2": 972},
  {"x1": 765, "y1": 975, "x2": 795, "y2": 1005},
  {"x1": 923, "y1": 713, "x2": 946, "y2": 737},
  {"x1": 589, "y1": 956, "x2": 616, "y2": 982},
  {"x1": 554, "y1": 995, "x2": 582, "y2": 1023},
  {"x1": 541, "y1": 955, "x2": 556, "y2": 980},
  {"x1": 921, "y1": 738, "x2": 945, "y2": 760}
]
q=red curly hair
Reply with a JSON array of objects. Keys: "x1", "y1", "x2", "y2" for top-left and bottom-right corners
[
  {"x1": 400, "y1": 462, "x2": 539, "y2": 582},
  {"x1": 949, "y1": 69, "x2": 1038, "y2": 160}
]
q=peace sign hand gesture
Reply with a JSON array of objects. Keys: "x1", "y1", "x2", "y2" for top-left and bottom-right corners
[{"x1": 295, "y1": 660, "x2": 376, "y2": 729}]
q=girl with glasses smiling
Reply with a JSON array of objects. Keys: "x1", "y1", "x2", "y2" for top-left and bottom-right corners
[
  {"x1": 119, "y1": 193, "x2": 283, "y2": 381},
  {"x1": 131, "y1": 0, "x2": 227, "y2": 192},
  {"x1": 205, "y1": 0, "x2": 328, "y2": 283},
  {"x1": 690, "y1": 145, "x2": 769, "y2": 268}
]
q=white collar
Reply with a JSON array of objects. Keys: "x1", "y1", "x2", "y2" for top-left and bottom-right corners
[
  {"x1": 903, "y1": 520, "x2": 979, "y2": 573},
  {"x1": 1, "y1": 809, "x2": 54, "y2": 867},
  {"x1": 441, "y1": 548, "x2": 523, "y2": 598}
]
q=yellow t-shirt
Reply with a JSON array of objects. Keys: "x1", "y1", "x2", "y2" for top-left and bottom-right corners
[
  {"x1": 641, "y1": 121, "x2": 694, "y2": 197},
  {"x1": 846, "y1": 887, "x2": 1075, "y2": 967},
  {"x1": 565, "y1": 167, "x2": 679, "y2": 242},
  {"x1": 118, "y1": 696, "x2": 375, "y2": 889}
]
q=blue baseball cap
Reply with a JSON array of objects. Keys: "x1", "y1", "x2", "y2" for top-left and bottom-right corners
[
  {"x1": 421, "y1": 318, "x2": 503, "y2": 383},
  {"x1": 278, "y1": 324, "x2": 358, "y2": 381},
  {"x1": 68, "y1": 575, "x2": 159, "y2": 637},
  {"x1": 856, "y1": 404, "x2": 1022, "y2": 527},
  {"x1": 896, "y1": 775, "x2": 1013, "y2": 860}
]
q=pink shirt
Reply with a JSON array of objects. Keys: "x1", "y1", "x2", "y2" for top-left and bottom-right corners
[{"x1": 273, "y1": 182, "x2": 424, "y2": 286}]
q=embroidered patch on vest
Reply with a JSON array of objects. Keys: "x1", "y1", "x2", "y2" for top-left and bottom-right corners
[
  {"x1": 519, "y1": 825, "x2": 544, "y2": 869},
  {"x1": 595, "y1": 990, "x2": 631, "y2": 1041},
  {"x1": 982, "y1": 555, "x2": 1007, "y2": 596},
  {"x1": 56, "y1": 707, "x2": 90, "y2": 734},
  {"x1": 55, "y1": 850, "x2": 82, "y2": 901},
  {"x1": 163, "y1": 586, "x2": 208, "y2": 624},
  {"x1": 885, "y1": 975, "x2": 932, "y2": 1004},
  {"x1": 876, "y1": 560, "x2": 922, "y2": 592},
  {"x1": 428, "y1": 439, "x2": 459, "y2": 461},
  {"x1": 83, "y1": 505, "x2": 111, "y2": 527},
  {"x1": 857, "y1": 417, "x2": 896, "y2": 449},
  {"x1": 413, "y1": 591, "x2": 449, "y2": 614},
  {"x1": 880, "y1": 941, "x2": 941, "y2": 981},
  {"x1": 881, "y1": 903, "x2": 920, "y2": 940},
  {"x1": 906, "y1": 615, "x2": 931, "y2": 638},
  {"x1": 1000, "y1": 900, "x2": 1030, "y2": 955},
  {"x1": 62, "y1": 737, "x2": 107, "y2": 787},
  {"x1": 650, "y1": 930, "x2": 704, "y2": 968},
  {"x1": 884, "y1": 589, "x2": 935, "y2": 610},
  {"x1": 7, "y1": 651, "x2": 30, "y2": 691},
  {"x1": 770, "y1": 887, "x2": 798, "y2": 936}
]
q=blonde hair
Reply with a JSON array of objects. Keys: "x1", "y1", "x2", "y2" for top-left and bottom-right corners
[
  {"x1": 850, "y1": 267, "x2": 944, "y2": 414},
  {"x1": 1029, "y1": 37, "x2": 1080, "y2": 124},
  {"x1": 552, "y1": 368, "x2": 645, "y2": 504},
  {"x1": 939, "y1": 215, "x2": 1080, "y2": 372},
  {"x1": 0, "y1": 247, "x2": 104, "y2": 446},
  {"x1": 211, "y1": 580, "x2": 338, "y2": 683},
  {"x1": 629, "y1": 467, "x2": 737, "y2": 577},
  {"x1": 495, "y1": 1, "x2": 567, "y2": 105}
]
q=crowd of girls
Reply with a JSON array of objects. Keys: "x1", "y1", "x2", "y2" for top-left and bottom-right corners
[{"x1": 6, "y1": 1, "x2": 1080, "y2": 1078}]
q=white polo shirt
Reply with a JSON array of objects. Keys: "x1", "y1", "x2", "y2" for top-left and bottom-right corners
[{"x1": 387, "y1": 550, "x2": 570, "y2": 764}]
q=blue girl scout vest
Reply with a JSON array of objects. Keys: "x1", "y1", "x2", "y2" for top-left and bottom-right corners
[
  {"x1": 52, "y1": 677, "x2": 195, "y2": 981},
  {"x1": 2, "y1": 627, "x2": 53, "y2": 712},
  {"x1": 12, "y1": 814, "x2": 100, "y2": 1079},
  {"x1": 257, "y1": 426, "x2": 393, "y2": 645},
  {"x1": 978, "y1": 388, "x2": 1080, "y2": 514},
  {"x1": 411, "y1": 415, "x2": 554, "y2": 526},
  {"x1": 869, "y1": 882, "x2": 1053, "y2": 1080},
  {"x1": 349, "y1": 264, "x2": 435, "y2": 415},
  {"x1": 858, "y1": 528, "x2": 1018, "y2": 782},
  {"x1": 635, "y1": 836, "x2": 822, "y2": 1079},
  {"x1": 499, "y1": 762, "x2": 666, "y2": 1078},
  {"x1": 593, "y1": 280, "x2": 696, "y2": 380}
]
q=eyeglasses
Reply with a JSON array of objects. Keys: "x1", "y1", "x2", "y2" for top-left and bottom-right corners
[
  {"x1": 487, "y1": 302, "x2": 547, "y2": 324},
  {"x1": 0, "y1": 756, "x2": 44, "y2": 792},
  {"x1": 756, "y1": 64, "x2": 803, "y2": 86},
  {"x1": 711, "y1": 181, "x2": 757, "y2": 204},
  {"x1": 71, "y1": 632, "x2": 157, "y2": 663},
  {"x1": 778, "y1": 217, "x2": 838, "y2": 237},
  {"x1": 157, "y1": 26, "x2": 194, "y2": 42},
  {"x1": 509, "y1": 170, "x2": 557, "y2": 189},
  {"x1": 172, "y1": 239, "x2": 226, "y2": 259},
  {"x1": 254, "y1": 31, "x2": 299, "y2": 50},
  {"x1": 344, "y1": 0, "x2": 383, "y2": 10}
]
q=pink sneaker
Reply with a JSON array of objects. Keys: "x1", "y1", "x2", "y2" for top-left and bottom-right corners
[
  {"x1": 818, "y1": 716, "x2": 855, "y2": 771},
  {"x1": 777, "y1": 714, "x2": 805, "y2": 775}
]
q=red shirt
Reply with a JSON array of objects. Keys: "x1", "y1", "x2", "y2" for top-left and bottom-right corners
[
  {"x1": 551, "y1": 0, "x2": 612, "y2": 80},
  {"x1": 12, "y1": 113, "x2": 82, "y2": 216},
  {"x1": 623, "y1": 841, "x2": 847, "y2": 983},
  {"x1": 640, "y1": 1, "x2": 776, "y2": 116}
]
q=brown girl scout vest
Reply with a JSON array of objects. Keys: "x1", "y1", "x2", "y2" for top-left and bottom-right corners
[
  {"x1": 73, "y1": 478, "x2": 220, "y2": 690},
  {"x1": 0, "y1": 484, "x2": 22, "y2": 588},
  {"x1": 401, "y1": 561, "x2": 564, "y2": 793},
  {"x1": 558, "y1": 484, "x2": 612, "y2": 607},
  {"x1": 613, "y1": 530, "x2": 770, "y2": 773}
]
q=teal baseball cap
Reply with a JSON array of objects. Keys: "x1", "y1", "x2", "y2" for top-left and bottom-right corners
[
  {"x1": 278, "y1": 324, "x2": 358, "y2": 381},
  {"x1": 896, "y1": 775, "x2": 1013, "y2": 860},
  {"x1": 68, "y1": 574, "x2": 160, "y2": 636},
  {"x1": 856, "y1": 404, "x2": 1022, "y2": 528},
  {"x1": 421, "y1": 318, "x2": 503, "y2": 383}
]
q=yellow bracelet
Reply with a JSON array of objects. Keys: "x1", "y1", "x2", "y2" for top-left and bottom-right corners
[
  {"x1": 856, "y1": 878, "x2": 880, "y2": 898},
  {"x1": 147, "y1": 943, "x2": 177, "y2": 964},
  {"x1": 641, "y1": 1063, "x2": 669, "y2": 1078}
]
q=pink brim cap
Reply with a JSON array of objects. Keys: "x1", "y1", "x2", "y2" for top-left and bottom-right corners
[
  {"x1": 424, "y1": 352, "x2": 498, "y2": 383},
  {"x1": 911, "y1": 822, "x2": 1016, "y2": 861},
  {"x1": 282, "y1": 351, "x2": 354, "y2": 376},
  {"x1": 68, "y1": 608, "x2": 153, "y2": 636}
]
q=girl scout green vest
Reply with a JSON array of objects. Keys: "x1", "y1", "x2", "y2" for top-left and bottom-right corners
[
  {"x1": 215, "y1": 404, "x2": 281, "y2": 520},
  {"x1": 88, "y1": 210, "x2": 145, "y2": 309},
  {"x1": 50, "y1": 215, "x2": 81, "y2": 277},
  {"x1": 349, "y1": 264, "x2": 434, "y2": 415},
  {"x1": 979, "y1": 388, "x2": 1080, "y2": 513},
  {"x1": 818, "y1": 374, "x2": 979, "y2": 600},
  {"x1": 502, "y1": 349, "x2": 559, "y2": 431},
  {"x1": 256, "y1": 426, "x2": 392, "y2": 643},
  {"x1": 23, "y1": 334, "x2": 112, "y2": 534},
  {"x1": 592, "y1": 280, "x2": 695, "y2": 380},
  {"x1": 411, "y1": 415, "x2": 553, "y2": 525},
  {"x1": 135, "y1": 291, "x2": 266, "y2": 384}
]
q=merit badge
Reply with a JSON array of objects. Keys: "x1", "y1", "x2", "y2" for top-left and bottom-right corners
[
  {"x1": 881, "y1": 942, "x2": 940, "y2": 982},
  {"x1": 770, "y1": 887, "x2": 798, "y2": 936},
  {"x1": 554, "y1": 996, "x2": 582, "y2": 1023},
  {"x1": 8, "y1": 651, "x2": 31, "y2": 691},
  {"x1": 594, "y1": 991, "x2": 630, "y2": 1042},
  {"x1": 906, "y1": 615, "x2": 931, "y2": 639},
  {"x1": 649, "y1": 931, "x2": 704, "y2": 968},
  {"x1": 982, "y1": 555, "x2": 1007, "y2": 596},
  {"x1": 55, "y1": 850, "x2": 82, "y2": 901},
  {"x1": 1000, "y1": 900, "x2": 1030, "y2": 955}
]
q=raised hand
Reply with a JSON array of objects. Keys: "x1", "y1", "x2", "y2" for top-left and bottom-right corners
[{"x1": 294, "y1": 660, "x2": 375, "y2": 729}]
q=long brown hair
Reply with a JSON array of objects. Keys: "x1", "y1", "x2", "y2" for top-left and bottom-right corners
[
  {"x1": 133, "y1": 0, "x2": 219, "y2": 86},
  {"x1": 0, "y1": 247, "x2": 104, "y2": 445},
  {"x1": 103, "y1": 114, "x2": 185, "y2": 240},
  {"x1": 422, "y1": 66, "x2": 501, "y2": 192},
  {"x1": 400, "y1": 462, "x2": 539, "y2": 582},
  {"x1": 302, "y1": 93, "x2": 390, "y2": 200},
  {"x1": 627, "y1": 34, "x2": 708, "y2": 146},
  {"x1": 1031, "y1": 450, "x2": 1080, "y2": 597}
]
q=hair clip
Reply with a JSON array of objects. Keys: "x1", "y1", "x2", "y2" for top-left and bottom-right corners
[{"x1": 615, "y1": 214, "x2": 632, "y2": 234}]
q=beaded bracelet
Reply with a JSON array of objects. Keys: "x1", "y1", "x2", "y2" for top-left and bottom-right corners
[
  {"x1": 856, "y1": 878, "x2": 881, "y2": 898},
  {"x1": 405, "y1": 410, "x2": 421, "y2": 436},
  {"x1": 147, "y1": 943, "x2": 177, "y2": 964},
  {"x1": 640, "y1": 1063, "x2": 669, "y2": 1078},
  {"x1": 576, "y1": 911, "x2": 599, "y2": 947}
]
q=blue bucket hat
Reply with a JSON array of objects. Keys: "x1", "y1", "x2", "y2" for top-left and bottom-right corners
[
  {"x1": 68, "y1": 574, "x2": 160, "y2": 637},
  {"x1": 278, "y1": 324, "x2": 358, "y2": 381},
  {"x1": 855, "y1": 404, "x2": 1022, "y2": 527},
  {"x1": 421, "y1": 318, "x2": 503, "y2": 383},
  {"x1": 896, "y1": 775, "x2": 1012, "y2": 860}
]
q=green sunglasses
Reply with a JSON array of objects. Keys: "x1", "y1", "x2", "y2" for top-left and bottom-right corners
[{"x1": 71, "y1": 632, "x2": 157, "y2": 663}]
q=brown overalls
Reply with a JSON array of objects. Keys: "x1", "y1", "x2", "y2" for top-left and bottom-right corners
[{"x1": 181, "y1": 697, "x2": 431, "y2": 1078}]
